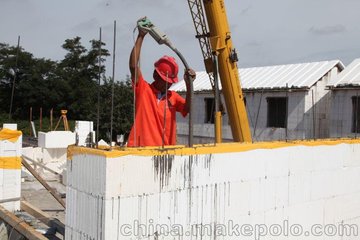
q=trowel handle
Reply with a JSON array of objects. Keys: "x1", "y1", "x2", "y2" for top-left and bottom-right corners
[
  {"x1": 137, "y1": 17, "x2": 170, "y2": 45},
  {"x1": 137, "y1": 17, "x2": 154, "y2": 33}
]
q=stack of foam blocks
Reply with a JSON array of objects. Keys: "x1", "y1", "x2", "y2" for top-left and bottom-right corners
[
  {"x1": 75, "y1": 121, "x2": 95, "y2": 146},
  {"x1": 0, "y1": 124, "x2": 22, "y2": 212}
]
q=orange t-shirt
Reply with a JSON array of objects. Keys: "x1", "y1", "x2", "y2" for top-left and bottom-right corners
[{"x1": 127, "y1": 75, "x2": 187, "y2": 147}]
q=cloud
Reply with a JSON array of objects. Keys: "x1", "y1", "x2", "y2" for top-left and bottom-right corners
[
  {"x1": 1, "y1": 0, "x2": 359, "y2": 80},
  {"x1": 71, "y1": 18, "x2": 99, "y2": 33},
  {"x1": 309, "y1": 25, "x2": 346, "y2": 35}
]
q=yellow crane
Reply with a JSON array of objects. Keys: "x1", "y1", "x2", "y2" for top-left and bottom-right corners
[{"x1": 187, "y1": 0, "x2": 252, "y2": 143}]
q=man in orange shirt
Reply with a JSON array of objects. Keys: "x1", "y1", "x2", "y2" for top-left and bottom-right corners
[{"x1": 127, "y1": 25, "x2": 195, "y2": 147}]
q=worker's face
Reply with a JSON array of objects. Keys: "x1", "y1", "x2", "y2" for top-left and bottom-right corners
[{"x1": 153, "y1": 70, "x2": 172, "y2": 93}]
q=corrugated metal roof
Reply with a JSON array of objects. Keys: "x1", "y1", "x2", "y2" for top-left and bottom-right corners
[
  {"x1": 327, "y1": 58, "x2": 360, "y2": 88},
  {"x1": 171, "y1": 60, "x2": 344, "y2": 92}
]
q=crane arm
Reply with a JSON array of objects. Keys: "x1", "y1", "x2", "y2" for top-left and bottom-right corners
[{"x1": 187, "y1": 0, "x2": 252, "y2": 142}]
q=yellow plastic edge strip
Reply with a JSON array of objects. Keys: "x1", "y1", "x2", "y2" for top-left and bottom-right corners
[
  {"x1": 0, "y1": 128, "x2": 22, "y2": 143},
  {"x1": 0, "y1": 157, "x2": 22, "y2": 169},
  {"x1": 67, "y1": 138, "x2": 360, "y2": 160}
]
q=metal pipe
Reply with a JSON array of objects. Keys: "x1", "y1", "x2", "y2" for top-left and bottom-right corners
[
  {"x1": 96, "y1": 28, "x2": 102, "y2": 147},
  {"x1": 355, "y1": 91, "x2": 359, "y2": 139},
  {"x1": 168, "y1": 47, "x2": 194, "y2": 147},
  {"x1": 9, "y1": 36, "x2": 20, "y2": 121},
  {"x1": 213, "y1": 55, "x2": 222, "y2": 144},
  {"x1": 162, "y1": 76, "x2": 168, "y2": 148},
  {"x1": 285, "y1": 83, "x2": 289, "y2": 141},
  {"x1": 110, "y1": 21, "x2": 116, "y2": 146},
  {"x1": 312, "y1": 89, "x2": 316, "y2": 140}
]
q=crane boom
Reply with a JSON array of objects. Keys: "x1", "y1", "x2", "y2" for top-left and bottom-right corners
[
  {"x1": 187, "y1": 0, "x2": 223, "y2": 143},
  {"x1": 187, "y1": 0, "x2": 215, "y2": 86},
  {"x1": 187, "y1": 0, "x2": 252, "y2": 142}
]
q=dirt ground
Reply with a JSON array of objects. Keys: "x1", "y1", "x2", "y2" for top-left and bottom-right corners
[
  {"x1": 21, "y1": 180, "x2": 66, "y2": 223},
  {"x1": 20, "y1": 179, "x2": 66, "y2": 239}
]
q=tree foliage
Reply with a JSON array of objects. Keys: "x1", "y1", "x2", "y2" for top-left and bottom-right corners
[
  {"x1": 98, "y1": 76, "x2": 133, "y2": 140},
  {"x1": 0, "y1": 37, "x2": 133, "y2": 141}
]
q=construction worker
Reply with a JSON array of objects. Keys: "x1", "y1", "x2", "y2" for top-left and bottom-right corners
[{"x1": 127, "y1": 24, "x2": 195, "y2": 147}]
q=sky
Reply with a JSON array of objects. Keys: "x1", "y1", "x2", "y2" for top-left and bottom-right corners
[{"x1": 1, "y1": 0, "x2": 360, "y2": 82}]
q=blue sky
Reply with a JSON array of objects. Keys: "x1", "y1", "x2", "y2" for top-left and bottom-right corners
[{"x1": 1, "y1": 0, "x2": 359, "y2": 81}]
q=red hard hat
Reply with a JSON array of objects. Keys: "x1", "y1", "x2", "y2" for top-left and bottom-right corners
[{"x1": 154, "y1": 55, "x2": 179, "y2": 83}]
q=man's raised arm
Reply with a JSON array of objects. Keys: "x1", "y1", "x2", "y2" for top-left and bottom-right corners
[{"x1": 129, "y1": 30, "x2": 147, "y2": 84}]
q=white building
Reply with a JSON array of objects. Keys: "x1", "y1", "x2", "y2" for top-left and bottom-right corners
[
  {"x1": 328, "y1": 58, "x2": 360, "y2": 138},
  {"x1": 171, "y1": 60, "x2": 344, "y2": 144}
]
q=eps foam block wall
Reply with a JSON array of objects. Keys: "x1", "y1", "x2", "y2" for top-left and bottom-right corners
[
  {"x1": 0, "y1": 127, "x2": 22, "y2": 212},
  {"x1": 66, "y1": 140, "x2": 360, "y2": 240},
  {"x1": 38, "y1": 131, "x2": 75, "y2": 149}
]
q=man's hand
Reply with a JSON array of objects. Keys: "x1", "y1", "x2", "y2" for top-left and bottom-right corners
[
  {"x1": 138, "y1": 27, "x2": 147, "y2": 38},
  {"x1": 137, "y1": 17, "x2": 148, "y2": 38},
  {"x1": 184, "y1": 68, "x2": 196, "y2": 114},
  {"x1": 184, "y1": 68, "x2": 196, "y2": 84},
  {"x1": 129, "y1": 17, "x2": 148, "y2": 84}
]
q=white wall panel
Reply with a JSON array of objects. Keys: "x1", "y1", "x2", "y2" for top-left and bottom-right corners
[
  {"x1": 0, "y1": 129, "x2": 22, "y2": 212},
  {"x1": 66, "y1": 142, "x2": 360, "y2": 239},
  {"x1": 38, "y1": 131, "x2": 75, "y2": 149}
]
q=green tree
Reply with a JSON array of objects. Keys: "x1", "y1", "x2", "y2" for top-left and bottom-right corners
[
  {"x1": 0, "y1": 38, "x2": 135, "y2": 141},
  {"x1": 0, "y1": 43, "x2": 57, "y2": 119},
  {"x1": 57, "y1": 37, "x2": 109, "y2": 120},
  {"x1": 98, "y1": 76, "x2": 133, "y2": 141}
]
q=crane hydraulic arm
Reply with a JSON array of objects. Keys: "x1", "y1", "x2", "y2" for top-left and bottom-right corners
[{"x1": 187, "y1": 0, "x2": 252, "y2": 142}]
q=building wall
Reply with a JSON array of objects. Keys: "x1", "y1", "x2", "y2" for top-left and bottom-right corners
[
  {"x1": 303, "y1": 73, "x2": 333, "y2": 139},
  {"x1": 66, "y1": 140, "x2": 360, "y2": 239},
  {"x1": 246, "y1": 91, "x2": 307, "y2": 141},
  {"x1": 177, "y1": 92, "x2": 233, "y2": 145},
  {"x1": 177, "y1": 72, "x2": 335, "y2": 144},
  {"x1": 330, "y1": 89, "x2": 360, "y2": 138},
  {"x1": 177, "y1": 91, "x2": 310, "y2": 144}
]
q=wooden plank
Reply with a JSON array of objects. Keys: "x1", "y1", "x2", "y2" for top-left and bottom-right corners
[
  {"x1": 0, "y1": 205, "x2": 48, "y2": 240},
  {"x1": 21, "y1": 201, "x2": 65, "y2": 236},
  {"x1": 0, "y1": 197, "x2": 20, "y2": 204},
  {"x1": 22, "y1": 155, "x2": 61, "y2": 176},
  {"x1": 21, "y1": 157, "x2": 66, "y2": 208}
]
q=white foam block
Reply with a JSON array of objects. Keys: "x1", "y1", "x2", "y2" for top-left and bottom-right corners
[{"x1": 38, "y1": 131, "x2": 75, "y2": 148}]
